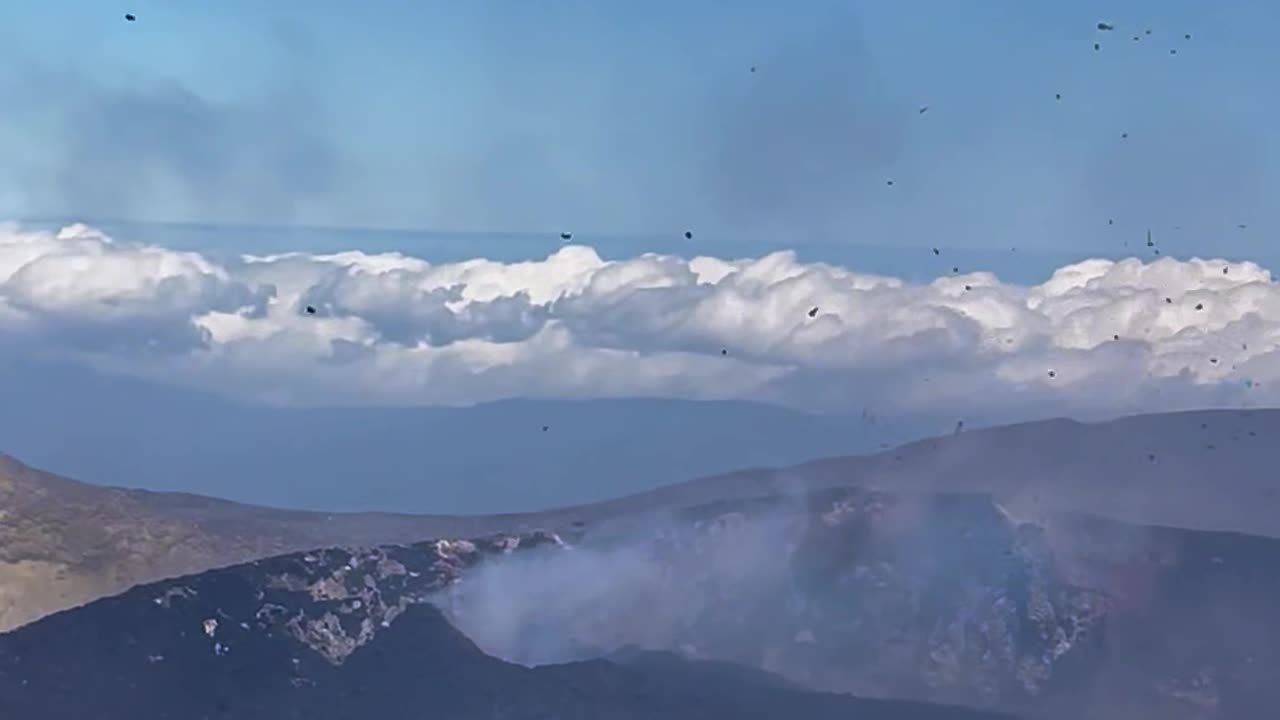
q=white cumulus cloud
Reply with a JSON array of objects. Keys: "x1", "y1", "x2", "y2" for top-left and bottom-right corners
[{"x1": 0, "y1": 221, "x2": 1275, "y2": 420}]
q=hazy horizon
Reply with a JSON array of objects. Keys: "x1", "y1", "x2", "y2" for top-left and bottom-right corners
[{"x1": 1, "y1": 214, "x2": 1274, "y2": 513}]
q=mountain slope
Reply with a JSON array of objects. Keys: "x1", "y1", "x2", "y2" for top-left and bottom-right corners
[
  {"x1": 0, "y1": 528, "x2": 1013, "y2": 720},
  {"x1": 564, "y1": 408, "x2": 1280, "y2": 539},
  {"x1": 434, "y1": 488, "x2": 1280, "y2": 719},
  {"x1": 0, "y1": 453, "x2": 540, "y2": 633},
  {"x1": 4, "y1": 407, "x2": 1279, "y2": 634},
  {"x1": 5, "y1": 483, "x2": 1279, "y2": 718}
]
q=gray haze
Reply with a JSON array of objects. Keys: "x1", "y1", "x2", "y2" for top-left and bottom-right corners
[
  {"x1": 1, "y1": 3, "x2": 1275, "y2": 255},
  {"x1": 0, "y1": 18, "x2": 344, "y2": 227},
  {"x1": 0, "y1": 357, "x2": 930, "y2": 514}
]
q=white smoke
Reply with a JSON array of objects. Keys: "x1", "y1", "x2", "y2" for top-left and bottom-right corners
[{"x1": 435, "y1": 508, "x2": 808, "y2": 666}]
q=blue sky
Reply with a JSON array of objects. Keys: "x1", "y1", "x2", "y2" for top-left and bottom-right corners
[
  {"x1": 4, "y1": 1, "x2": 1280, "y2": 512},
  {"x1": 0, "y1": 0, "x2": 1274, "y2": 258}
]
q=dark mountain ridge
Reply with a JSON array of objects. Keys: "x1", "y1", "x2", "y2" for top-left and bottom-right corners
[
  {"x1": 0, "y1": 524, "x2": 1012, "y2": 720},
  {"x1": 4, "y1": 485, "x2": 1280, "y2": 718},
  {"x1": 437, "y1": 488, "x2": 1280, "y2": 719},
  {"x1": 569, "y1": 408, "x2": 1280, "y2": 539},
  {"x1": 4, "y1": 406, "x2": 1279, "y2": 638}
]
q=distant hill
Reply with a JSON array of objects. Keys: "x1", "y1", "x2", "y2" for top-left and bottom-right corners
[
  {"x1": 576, "y1": 407, "x2": 1280, "y2": 540},
  {"x1": 3, "y1": 406, "x2": 1278, "y2": 635},
  {"x1": 0, "y1": 453, "x2": 535, "y2": 633}
]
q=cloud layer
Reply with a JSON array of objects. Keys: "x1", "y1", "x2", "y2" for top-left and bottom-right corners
[{"x1": 0, "y1": 221, "x2": 1275, "y2": 421}]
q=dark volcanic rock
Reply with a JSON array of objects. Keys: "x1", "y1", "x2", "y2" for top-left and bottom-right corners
[
  {"x1": 0, "y1": 529, "x2": 1011, "y2": 720},
  {"x1": 0, "y1": 452, "x2": 572, "y2": 633},
  {"x1": 8, "y1": 407, "x2": 1280, "y2": 636},
  {"x1": 439, "y1": 489, "x2": 1280, "y2": 719},
  {"x1": 4, "y1": 488, "x2": 1280, "y2": 719}
]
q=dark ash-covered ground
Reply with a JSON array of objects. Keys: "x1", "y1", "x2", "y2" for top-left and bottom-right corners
[
  {"x1": 439, "y1": 488, "x2": 1280, "y2": 719},
  {"x1": 7, "y1": 407, "x2": 1280, "y2": 638},
  {"x1": 0, "y1": 524, "x2": 1011, "y2": 720},
  {"x1": 2, "y1": 486, "x2": 1279, "y2": 719}
]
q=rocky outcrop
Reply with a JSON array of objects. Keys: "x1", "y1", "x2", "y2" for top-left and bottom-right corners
[
  {"x1": 3, "y1": 482, "x2": 1278, "y2": 718},
  {"x1": 7, "y1": 406, "x2": 1280, "y2": 638},
  {"x1": 0, "y1": 525, "x2": 1011, "y2": 720},
  {"x1": 691, "y1": 490, "x2": 1280, "y2": 719},
  {"x1": 437, "y1": 488, "x2": 1280, "y2": 719},
  {"x1": 0, "y1": 453, "x2": 556, "y2": 633}
]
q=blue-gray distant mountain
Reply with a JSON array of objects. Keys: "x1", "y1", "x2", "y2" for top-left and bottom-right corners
[{"x1": 0, "y1": 358, "x2": 922, "y2": 514}]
